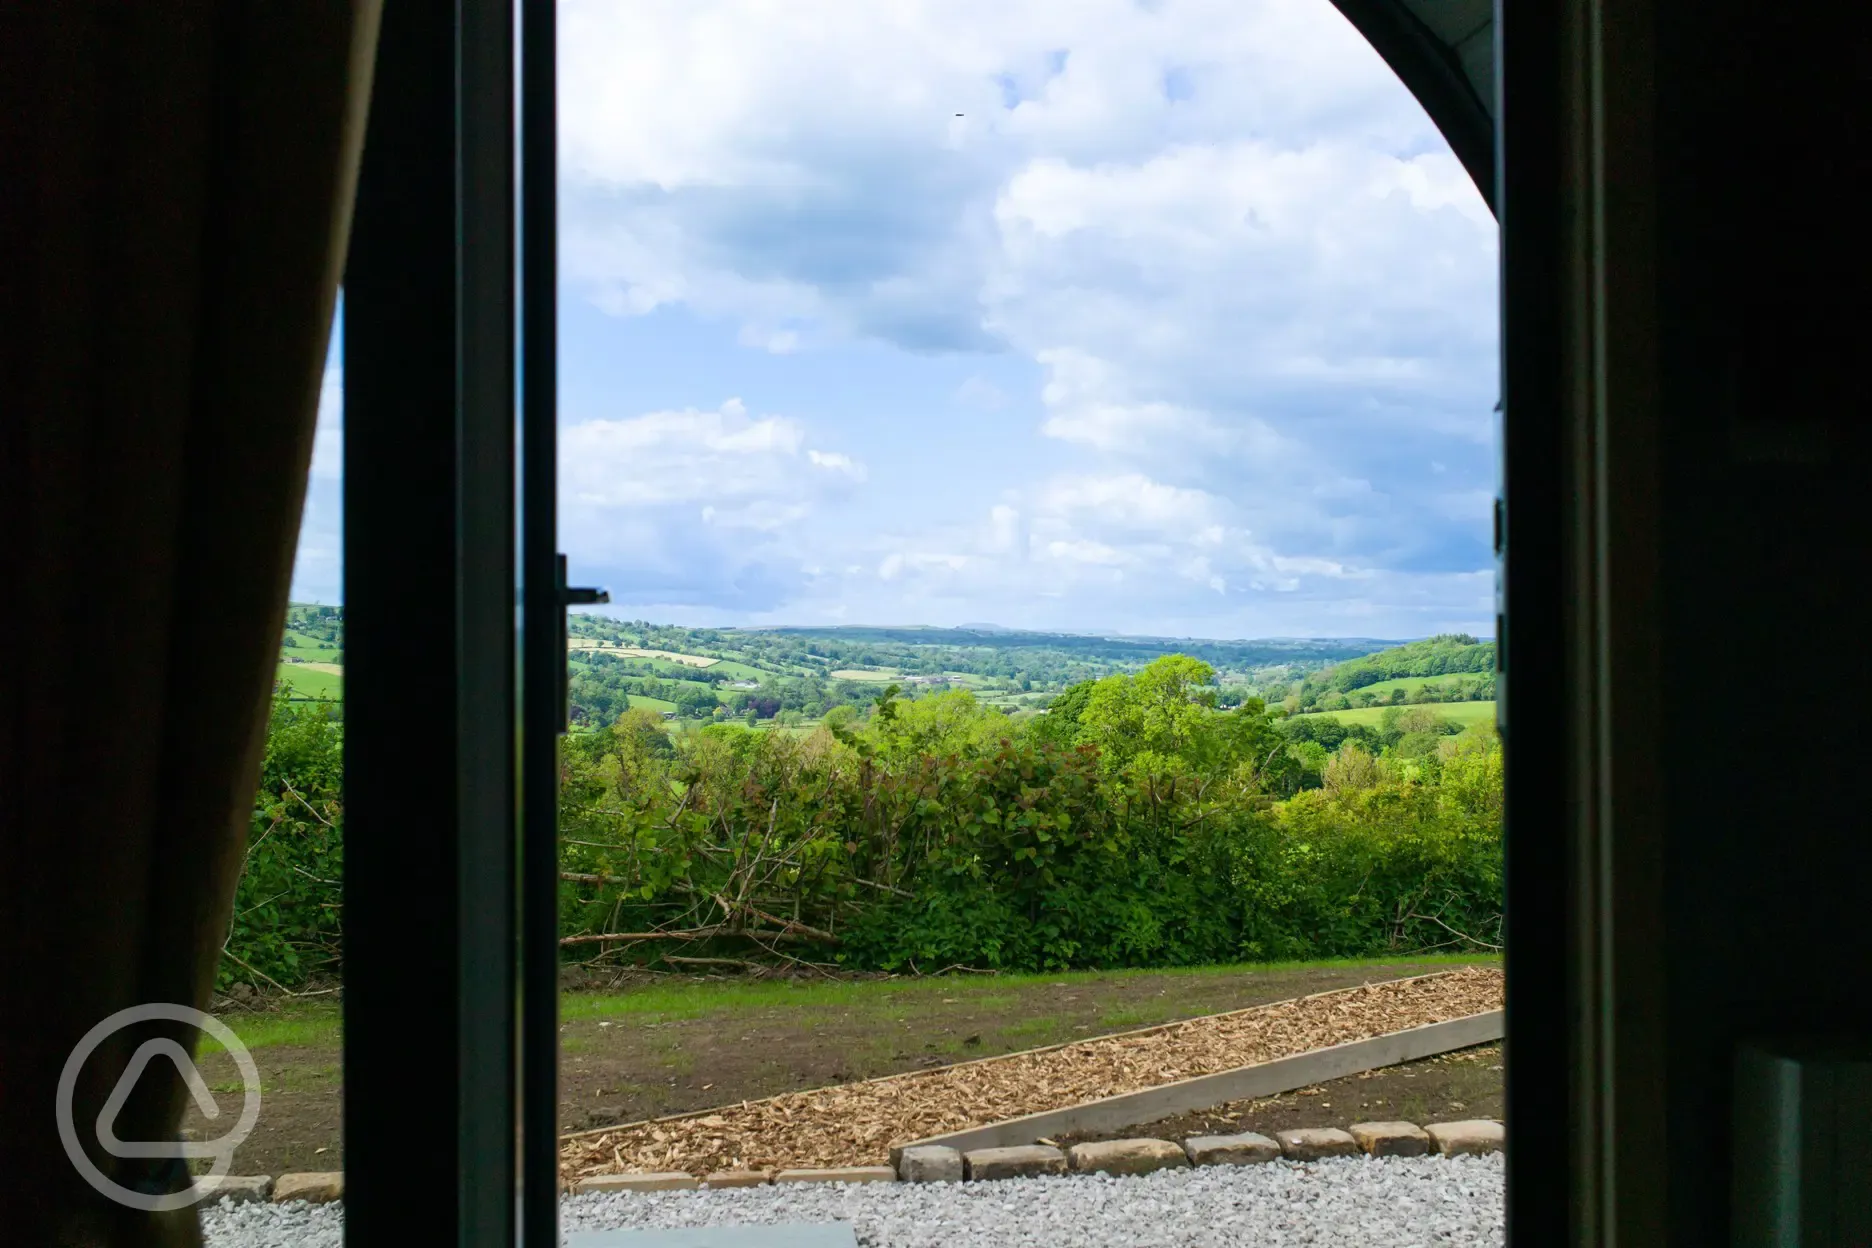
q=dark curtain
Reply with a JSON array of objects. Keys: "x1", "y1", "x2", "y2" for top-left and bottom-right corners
[{"x1": 0, "y1": 5, "x2": 380, "y2": 1244}]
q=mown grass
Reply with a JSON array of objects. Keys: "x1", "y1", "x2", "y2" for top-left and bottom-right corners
[
  {"x1": 207, "y1": 952, "x2": 1498, "y2": 1052},
  {"x1": 200, "y1": 1004, "x2": 342, "y2": 1054},
  {"x1": 557, "y1": 951, "x2": 1494, "y2": 1024}
]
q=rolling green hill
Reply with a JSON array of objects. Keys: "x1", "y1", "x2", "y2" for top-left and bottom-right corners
[{"x1": 1302, "y1": 634, "x2": 1494, "y2": 694}]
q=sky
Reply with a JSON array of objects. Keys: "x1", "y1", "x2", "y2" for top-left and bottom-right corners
[{"x1": 293, "y1": 0, "x2": 1499, "y2": 640}]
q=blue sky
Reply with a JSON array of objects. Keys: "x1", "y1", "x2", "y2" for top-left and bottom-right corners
[{"x1": 293, "y1": 0, "x2": 1498, "y2": 639}]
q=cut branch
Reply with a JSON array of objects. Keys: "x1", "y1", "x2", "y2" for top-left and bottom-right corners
[
  {"x1": 558, "y1": 924, "x2": 826, "y2": 948},
  {"x1": 1405, "y1": 909, "x2": 1504, "y2": 950}
]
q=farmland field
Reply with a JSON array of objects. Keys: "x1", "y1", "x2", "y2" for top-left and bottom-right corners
[
  {"x1": 567, "y1": 640, "x2": 718, "y2": 668},
  {"x1": 625, "y1": 693, "x2": 677, "y2": 712},
  {"x1": 831, "y1": 668, "x2": 899, "y2": 681},
  {"x1": 275, "y1": 663, "x2": 342, "y2": 700},
  {"x1": 701, "y1": 658, "x2": 772, "y2": 681},
  {"x1": 1304, "y1": 700, "x2": 1497, "y2": 729}
]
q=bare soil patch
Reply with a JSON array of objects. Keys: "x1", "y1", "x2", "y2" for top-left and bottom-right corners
[
  {"x1": 560, "y1": 966, "x2": 1502, "y2": 1178},
  {"x1": 1054, "y1": 1043, "x2": 1504, "y2": 1148}
]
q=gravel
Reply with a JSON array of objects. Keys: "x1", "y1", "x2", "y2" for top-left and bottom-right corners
[{"x1": 201, "y1": 1155, "x2": 1503, "y2": 1247}]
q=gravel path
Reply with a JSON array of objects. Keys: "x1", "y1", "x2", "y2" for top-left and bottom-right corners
[{"x1": 201, "y1": 1156, "x2": 1504, "y2": 1247}]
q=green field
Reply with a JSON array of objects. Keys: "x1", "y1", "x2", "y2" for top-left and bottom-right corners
[
  {"x1": 275, "y1": 663, "x2": 342, "y2": 700},
  {"x1": 1306, "y1": 700, "x2": 1497, "y2": 729},
  {"x1": 702, "y1": 658, "x2": 768, "y2": 681},
  {"x1": 626, "y1": 694, "x2": 677, "y2": 712},
  {"x1": 830, "y1": 668, "x2": 899, "y2": 681}
]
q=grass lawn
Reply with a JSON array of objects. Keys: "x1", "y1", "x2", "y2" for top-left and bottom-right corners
[
  {"x1": 275, "y1": 663, "x2": 342, "y2": 700},
  {"x1": 1306, "y1": 700, "x2": 1497, "y2": 729},
  {"x1": 187, "y1": 952, "x2": 1497, "y2": 1176}
]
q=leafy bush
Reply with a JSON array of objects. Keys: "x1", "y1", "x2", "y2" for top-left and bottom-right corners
[
  {"x1": 223, "y1": 655, "x2": 1503, "y2": 988},
  {"x1": 221, "y1": 689, "x2": 343, "y2": 989}
]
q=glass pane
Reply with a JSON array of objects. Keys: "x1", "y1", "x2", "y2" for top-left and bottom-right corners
[{"x1": 553, "y1": 3, "x2": 1502, "y2": 1239}]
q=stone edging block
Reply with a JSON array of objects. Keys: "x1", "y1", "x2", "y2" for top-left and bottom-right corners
[
  {"x1": 271, "y1": 1172, "x2": 344, "y2": 1204},
  {"x1": 962, "y1": 1144, "x2": 1067, "y2": 1180},
  {"x1": 1348, "y1": 1121, "x2": 1432, "y2": 1157},
  {"x1": 897, "y1": 1145, "x2": 964, "y2": 1183},
  {"x1": 195, "y1": 1174, "x2": 273, "y2": 1203},
  {"x1": 1424, "y1": 1120, "x2": 1505, "y2": 1156},
  {"x1": 1182, "y1": 1132, "x2": 1281, "y2": 1166},
  {"x1": 1274, "y1": 1127, "x2": 1360, "y2": 1160},
  {"x1": 1067, "y1": 1138, "x2": 1189, "y2": 1177},
  {"x1": 703, "y1": 1170, "x2": 773, "y2": 1187}
]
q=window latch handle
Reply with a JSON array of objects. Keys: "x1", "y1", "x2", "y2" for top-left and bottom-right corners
[{"x1": 555, "y1": 555, "x2": 608, "y2": 731}]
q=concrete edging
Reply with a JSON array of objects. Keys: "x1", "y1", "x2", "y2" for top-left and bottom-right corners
[{"x1": 889, "y1": 1008, "x2": 1503, "y2": 1163}]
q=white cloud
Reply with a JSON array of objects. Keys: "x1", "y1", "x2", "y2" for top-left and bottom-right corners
[
  {"x1": 558, "y1": 397, "x2": 867, "y2": 612},
  {"x1": 548, "y1": 0, "x2": 1500, "y2": 634},
  {"x1": 560, "y1": 397, "x2": 861, "y2": 509}
]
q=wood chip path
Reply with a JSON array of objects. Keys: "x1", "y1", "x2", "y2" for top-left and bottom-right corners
[{"x1": 561, "y1": 966, "x2": 1503, "y2": 1178}]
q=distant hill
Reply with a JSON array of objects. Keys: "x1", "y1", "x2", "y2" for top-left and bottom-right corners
[
  {"x1": 1282, "y1": 634, "x2": 1496, "y2": 714},
  {"x1": 1307, "y1": 634, "x2": 1496, "y2": 693},
  {"x1": 745, "y1": 625, "x2": 1399, "y2": 671}
]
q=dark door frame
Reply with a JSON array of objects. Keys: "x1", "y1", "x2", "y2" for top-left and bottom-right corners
[{"x1": 340, "y1": 2, "x2": 1604, "y2": 1243}]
